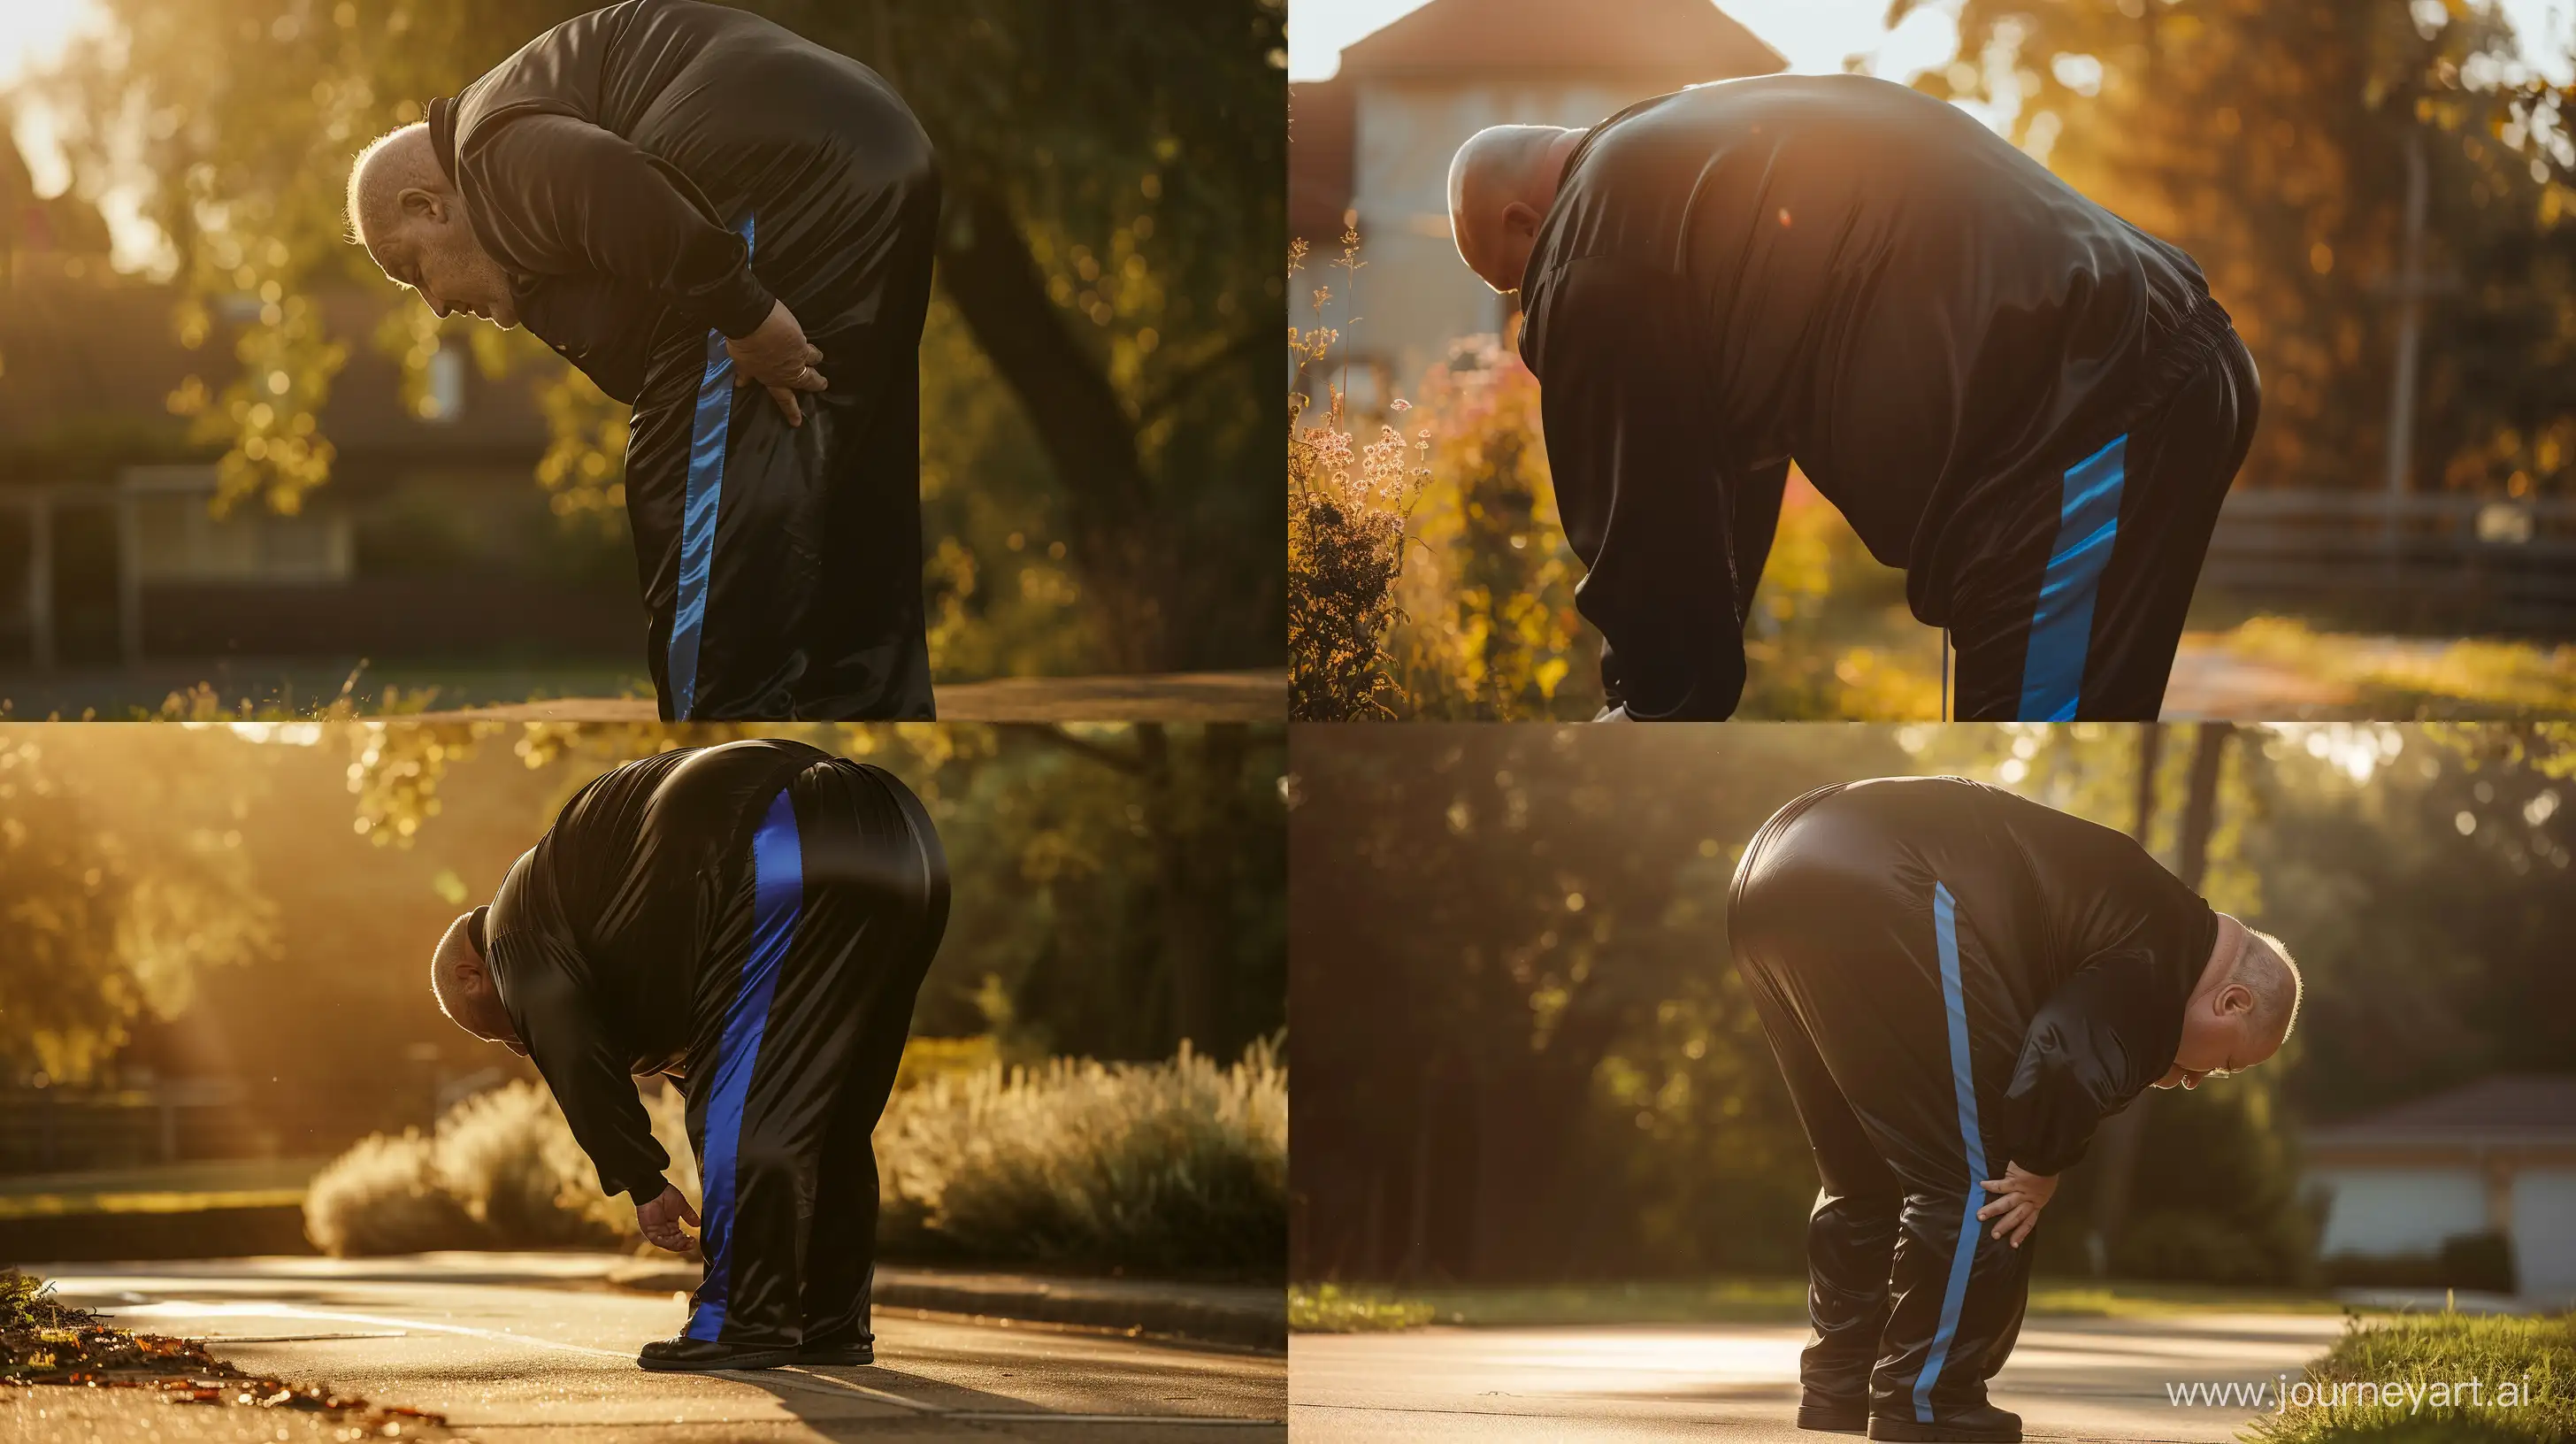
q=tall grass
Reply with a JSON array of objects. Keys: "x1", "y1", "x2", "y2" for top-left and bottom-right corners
[
  {"x1": 303, "y1": 1041, "x2": 1285, "y2": 1274},
  {"x1": 1289, "y1": 231, "x2": 1431, "y2": 720}
]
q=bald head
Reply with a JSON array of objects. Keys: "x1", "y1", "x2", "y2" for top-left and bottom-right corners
[
  {"x1": 2230, "y1": 927, "x2": 2303, "y2": 1045},
  {"x1": 2159, "y1": 914, "x2": 2299, "y2": 1090},
  {"x1": 431, "y1": 909, "x2": 522, "y2": 1051},
  {"x1": 346, "y1": 123, "x2": 519, "y2": 327},
  {"x1": 1446, "y1": 125, "x2": 1584, "y2": 293}
]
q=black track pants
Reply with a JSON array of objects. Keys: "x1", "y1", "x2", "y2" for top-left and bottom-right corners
[
  {"x1": 1730, "y1": 810, "x2": 2036, "y2": 1424},
  {"x1": 679, "y1": 757, "x2": 949, "y2": 1350},
  {"x1": 624, "y1": 186, "x2": 941, "y2": 722},
  {"x1": 1948, "y1": 308, "x2": 2261, "y2": 721}
]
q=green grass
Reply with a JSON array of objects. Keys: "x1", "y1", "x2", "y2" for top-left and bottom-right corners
[
  {"x1": 2201, "y1": 617, "x2": 2576, "y2": 718},
  {"x1": 1289, "y1": 1275, "x2": 2357, "y2": 1333},
  {"x1": 0, "y1": 1157, "x2": 331, "y2": 1220},
  {"x1": 1292, "y1": 1284, "x2": 1440, "y2": 1333},
  {"x1": 2248, "y1": 1310, "x2": 2574, "y2": 1443}
]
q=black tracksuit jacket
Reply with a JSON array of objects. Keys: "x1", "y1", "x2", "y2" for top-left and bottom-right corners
[
  {"x1": 1519, "y1": 75, "x2": 2246, "y2": 721},
  {"x1": 1727, "y1": 775, "x2": 2217, "y2": 1422},
  {"x1": 429, "y1": 0, "x2": 940, "y2": 720}
]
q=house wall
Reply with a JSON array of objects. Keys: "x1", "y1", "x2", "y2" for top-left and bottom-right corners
[
  {"x1": 2510, "y1": 1168, "x2": 2576, "y2": 1298},
  {"x1": 1299, "y1": 78, "x2": 1668, "y2": 394},
  {"x1": 2311, "y1": 1165, "x2": 2488, "y2": 1257}
]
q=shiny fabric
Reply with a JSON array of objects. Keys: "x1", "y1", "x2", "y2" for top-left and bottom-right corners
[
  {"x1": 433, "y1": 0, "x2": 941, "y2": 719},
  {"x1": 684, "y1": 784, "x2": 801, "y2": 1342},
  {"x1": 1727, "y1": 777, "x2": 2215, "y2": 1420},
  {"x1": 1517, "y1": 75, "x2": 2260, "y2": 721},
  {"x1": 1950, "y1": 308, "x2": 2260, "y2": 721},
  {"x1": 486, "y1": 740, "x2": 949, "y2": 1349}
]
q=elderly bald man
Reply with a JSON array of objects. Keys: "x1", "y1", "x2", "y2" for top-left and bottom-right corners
[
  {"x1": 1449, "y1": 77, "x2": 2261, "y2": 723},
  {"x1": 431, "y1": 738, "x2": 948, "y2": 1371},
  {"x1": 349, "y1": 0, "x2": 939, "y2": 721},
  {"x1": 1729, "y1": 777, "x2": 2301, "y2": 1440}
]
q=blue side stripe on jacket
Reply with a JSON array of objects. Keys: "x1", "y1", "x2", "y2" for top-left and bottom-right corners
[{"x1": 685, "y1": 783, "x2": 802, "y2": 1341}]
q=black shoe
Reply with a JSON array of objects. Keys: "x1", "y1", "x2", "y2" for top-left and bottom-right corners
[
  {"x1": 1798, "y1": 1394, "x2": 1868, "y2": 1432},
  {"x1": 1867, "y1": 1403, "x2": 2022, "y2": 1442},
  {"x1": 637, "y1": 1335, "x2": 801, "y2": 1372},
  {"x1": 792, "y1": 1340, "x2": 875, "y2": 1366}
]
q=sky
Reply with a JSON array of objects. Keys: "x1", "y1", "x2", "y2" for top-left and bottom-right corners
[{"x1": 1288, "y1": 0, "x2": 2576, "y2": 85}]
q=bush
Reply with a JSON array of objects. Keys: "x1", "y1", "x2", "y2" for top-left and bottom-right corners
[
  {"x1": 877, "y1": 1040, "x2": 1288, "y2": 1274},
  {"x1": 304, "y1": 1042, "x2": 1288, "y2": 1275},
  {"x1": 304, "y1": 1079, "x2": 694, "y2": 1256},
  {"x1": 1289, "y1": 232, "x2": 1431, "y2": 720},
  {"x1": 2320, "y1": 1231, "x2": 2518, "y2": 1294},
  {"x1": 2111, "y1": 1210, "x2": 2285, "y2": 1286}
]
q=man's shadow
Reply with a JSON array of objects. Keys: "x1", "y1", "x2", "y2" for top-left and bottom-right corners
[{"x1": 727, "y1": 1337, "x2": 1287, "y2": 1438}]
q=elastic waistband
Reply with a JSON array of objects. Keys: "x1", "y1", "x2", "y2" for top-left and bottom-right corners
[{"x1": 2103, "y1": 289, "x2": 2243, "y2": 448}]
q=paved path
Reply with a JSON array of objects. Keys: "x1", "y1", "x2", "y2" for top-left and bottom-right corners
[
  {"x1": 33, "y1": 1256, "x2": 1284, "y2": 1442},
  {"x1": 1291, "y1": 1314, "x2": 2346, "y2": 1442},
  {"x1": 2163, "y1": 640, "x2": 2359, "y2": 718},
  {"x1": 0, "y1": 666, "x2": 1285, "y2": 723},
  {"x1": 439, "y1": 671, "x2": 1288, "y2": 723}
]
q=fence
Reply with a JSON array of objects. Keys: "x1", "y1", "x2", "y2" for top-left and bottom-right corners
[{"x1": 2202, "y1": 490, "x2": 2576, "y2": 637}]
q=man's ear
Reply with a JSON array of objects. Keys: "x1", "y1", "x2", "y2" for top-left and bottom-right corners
[
  {"x1": 397, "y1": 186, "x2": 447, "y2": 225},
  {"x1": 1501, "y1": 199, "x2": 1544, "y2": 242},
  {"x1": 2217, "y1": 981, "x2": 2257, "y2": 1018}
]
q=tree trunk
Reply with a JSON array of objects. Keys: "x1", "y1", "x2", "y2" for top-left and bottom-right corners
[
  {"x1": 2087, "y1": 725, "x2": 2167, "y2": 1275},
  {"x1": 2174, "y1": 723, "x2": 2233, "y2": 891},
  {"x1": 1138, "y1": 724, "x2": 1230, "y2": 1053},
  {"x1": 932, "y1": 184, "x2": 1173, "y2": 669}
]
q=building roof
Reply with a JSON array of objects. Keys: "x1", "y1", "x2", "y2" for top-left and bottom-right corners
[
  {"x1": 1290, "y1": 1, "x2": 1787, "y2": 242},
  {"x1": 1337, "y1": 0, "x2": 1787, "y2": 84},
  {"x1": 2306, "y1": 1074, "x2": 2576, "y2": 1154}
]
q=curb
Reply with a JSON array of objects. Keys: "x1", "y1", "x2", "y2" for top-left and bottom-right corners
[{"x1": 607, "y1": 1261, "x2": 1286, "y2": 1352}]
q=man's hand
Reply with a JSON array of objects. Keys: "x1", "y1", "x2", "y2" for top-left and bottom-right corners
[
  {"x1": 1975, "y1": 1163, "x2": 2058, "y2": 1248},
  {"x1": 636, "y1": 1183, "x2": 701, "y2": 1253},
  {"x1": 725, "y1": 298, "x2": 829, "y2": 426}
]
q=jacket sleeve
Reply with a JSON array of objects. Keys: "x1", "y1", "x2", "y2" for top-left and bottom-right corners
[
  {"x1": 2003, "y1": 951, "x2": 2176, "y2": 1176},
  {"x1": 493, "y1": 933, "x2": 671, "y2": 1203},
  {"x1": 1531, "y1": 255, "x2": 1752, "y2": 721},
  {"x1": 466, "y1": 112, "x2": 776, "y2": 339}
]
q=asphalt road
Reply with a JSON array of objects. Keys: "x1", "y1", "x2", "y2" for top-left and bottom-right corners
[
  {"x1": 33, "y1": 1256, "x2": 1284, "y2": 1443},
  {"x1": 1290, "y1": 1313, "x2": 2348, "y2": 1443}
]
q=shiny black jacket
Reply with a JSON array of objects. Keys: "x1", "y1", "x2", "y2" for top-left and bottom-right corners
[
  {"x1": 428, "y1": 0, "x2": 935, "y2": 403},
  {"x1": 482, "y1": 738, "x2": 828, "y2": 1200},
  {"x1": 1731, "y1": 777, "x2": 2219, "y2": 1174},
  {"x1": 1519, "y1": 76, "x2": 2217, "y2": 719}
]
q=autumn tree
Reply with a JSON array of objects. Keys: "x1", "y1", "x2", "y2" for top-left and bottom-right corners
[
  {"x1": 30, "y1": 0, "x2": 1284, "y2": 670},
  {"x1": 1899, "y1": 0, "x2": 2576, "y2": 498}
]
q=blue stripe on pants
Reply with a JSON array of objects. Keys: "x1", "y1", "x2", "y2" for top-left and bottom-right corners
[
  {"x1": 668, "y1": 213, "x2": 757, "y2": 720},
  {"x1": 686, "y1": 784, "x2": 803, "y2": 1342},
  {"x1": 1915, "y1": 881, "x2": 1988, "y2": 1424},
  {"x1": 2017, "y1": 434, "x2": 2128, "y2": 722}
]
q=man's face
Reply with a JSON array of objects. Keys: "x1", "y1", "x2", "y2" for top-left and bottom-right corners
[
  {"x1": 370, "y1": 203, "x2": 519, "y2": 329},
  {"x1": 2154, "y1": 981, "x2": 2281, "y2": 1089}
]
